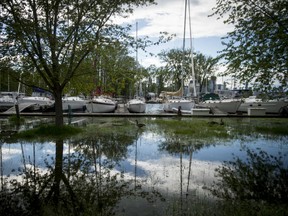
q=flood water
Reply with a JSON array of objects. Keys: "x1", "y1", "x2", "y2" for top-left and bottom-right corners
[{"x1": 0, "y1": 116, "x2": 288, "y2": 215}]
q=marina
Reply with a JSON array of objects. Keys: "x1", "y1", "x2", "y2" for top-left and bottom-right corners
[
  {"x1": 0, "y1": 102, "x2": 286, "y2": 118},
  {"x1": 0, "y1": 0, "x2": 287, "y2": 215}
]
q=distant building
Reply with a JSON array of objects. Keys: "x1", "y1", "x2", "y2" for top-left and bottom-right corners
[
  {"x1": 208, "y1": 76, "x2": 217, "y2": 93},
  {"x1": 188, "y1": 80, "x2": 200, "y2": 96}
]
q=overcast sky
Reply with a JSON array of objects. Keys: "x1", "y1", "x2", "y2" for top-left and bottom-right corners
[{"x1": 113, "y1": 0, "x2": 233, "y2": 71}]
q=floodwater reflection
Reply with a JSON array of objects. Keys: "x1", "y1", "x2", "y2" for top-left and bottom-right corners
[{"x1": 0, "y1": 117, "x2": 288, "y2": 215}]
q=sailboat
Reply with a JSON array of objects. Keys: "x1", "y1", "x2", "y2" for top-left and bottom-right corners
[
  {"x1": 17, "y1": 80, "x2": 54, "y2": 112},
  {"x1": 198, "y1": 98, "x2": 242, "y2": 114},
  {"x1": 86, "y1": 95, "x2": 117, "y2": 113},
  {"x1": 161, "y1": 86, "x2": 194, "y2": 112},
  {"x1": 126, "y1": 22, "x2": 146, "y2": 113},
  {"x1": 238, "y1": 96, "x2": 288, "y2": 114},
  {"x1": 62, "y1": 95, "x2": 87, "y2": 112},
  {"x1": 126, "y1": 97, "x2": 146, "y2": 113},
  {"x1": 17, "y1": 88, "x2": 55, "y2": 112},
  {"x1": 162, "y1": 0, "x2": 195, "y2": 113},
  {"x1": 18, "y1": 94, "x2": 54, "y2": 112}
]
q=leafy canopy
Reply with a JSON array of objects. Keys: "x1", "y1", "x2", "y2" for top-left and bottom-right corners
[
  {"x1": 0, "y1": 0, "x2": 156, "y2": 126},
  {"x1": 0, "y1": 0, "x2": 155, "y2": 95},
  {"x1": 211, "y1": 0, "x2": 288, "y2": 92},
  {"x1": 157, "y1": 49, "x2": 218, "y2": 92}
]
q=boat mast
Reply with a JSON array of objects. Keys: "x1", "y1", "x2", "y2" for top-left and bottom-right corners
[
  {"x1": 136, "y1": 22, "x2": 138, "y2": 66},
  {"x1": 187, "y1": 0, "x2": 197, "y2": 97},
  {"x1": 182, "y1": 0, "x2": 196, "y2": 98},
  {"x1": 181, "y1": 0, "x2": 188, "y2": 97},
  {"x1": 135, "y1": 22, "x2": 143, "y2": 98}
]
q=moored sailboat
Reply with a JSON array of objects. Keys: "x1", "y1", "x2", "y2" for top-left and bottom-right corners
[
  {"x1": 86, "y1": 96, "x2": 117, "y2": 113},
  {"x1": 238, "y1": 96, "x2": 288, "y2": 114},
  {"x1": 62, "y1": 95, "x2": 87, "y2": 112},
  {"x1": 126, "y1": 97, "x2": 146, "y2": 113},
  {"x1": 126, "y1": 22, "x2": 147, "y2": 114},
  {"x1": 161, "y1": 0, "x2": 196, "y2": 113},
  {"x1": 198, "y1": 98, "x2": 242, "y2": 114},
  {"x1": 161, "y1": 87, "x2": 194, "y2": 112},
  {"x1": 18, "y1": 94, "x2": 55, "y2": 112}
]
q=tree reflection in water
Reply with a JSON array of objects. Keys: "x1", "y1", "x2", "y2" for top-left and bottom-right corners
[
  {"x1": 1, "y1": 117, "x2": 288, "y2": 215},
  {"x1": 211, "y1": 146, "x2": 288, "y2": 204},
  {"x1": 158, "y1": 135, "x2": 207, "y2": 216},
  {"x1": 0, "y1": 128, "x2": 163, "y2": 216}
]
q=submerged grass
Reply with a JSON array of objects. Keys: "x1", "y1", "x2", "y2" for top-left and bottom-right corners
[
  {"x1": 152, "y1": 118, "x2": 231, "y2": 139},
  {"x1": 8, "y1": 115, "x2": 25, "y2": 124},
  {"x1": 16, "y1": 124, "x2": 83, "y2": 140},
  {"x1": 228, "y1": 118, "x2": 288, "y2": 137},
  {"x1": 83, "y1": 119, "x2": 136, "y2": 136},
  {"x1": 255, "y1": 125, "x2": 288, "y2": 136},
  {"x1": 10, "y1": 117, "x2": 288, "y2": 143}
]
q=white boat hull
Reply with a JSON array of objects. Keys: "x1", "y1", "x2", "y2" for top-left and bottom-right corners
[
  {"x1": 0, "y1": 99, "x2": 15, "y2": 111},
  {"x1": 62, "y1": 97, "x2": 87, "y2": 111},
  {"x1": 0, "y1": 92, "x2": 19, "y2": 111},
  {"x1": 126, "y1": 99, "x2": 146, "y2": 113},
  {"x1": 163, "y1": 99, "x2": 194, "y2": 113},
  {"x1": 86, "y1": 97, "x2": 117, "y2": 113},
  {"x1": 199, "y1": 99, "x2": 242, "y2": 113},
  {"x1": 238, "y1": 100, "x2": 288, "y2": 113},
  {"x1": 18, "y1": 96, "x2": 54, "y2": 111}
]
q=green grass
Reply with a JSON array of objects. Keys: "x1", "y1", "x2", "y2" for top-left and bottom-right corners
[
  {"x1": 8, "y1": 115, "x2": 25, "y2": 124},
  {"x1": 16, "y1": 124, "x2": 83, "y2": 140},
  {"x1": 152, "y1": 118, "x2": 231, "y2": 139}
]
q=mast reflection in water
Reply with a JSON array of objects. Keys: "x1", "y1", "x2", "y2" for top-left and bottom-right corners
[{"x1": 0, "y1": 117, "x2": 287, "y2": 215}]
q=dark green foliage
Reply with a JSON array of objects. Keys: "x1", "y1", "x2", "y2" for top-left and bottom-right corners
[
  {"x1": 213, "y1": 200, "x2": 288, "y2": 216},
  {"x1": 0, "y1": 62, "x2": 19, "y2": 92},
  {"x1": 211, "y1": 147, "x2": 288, "y2": 204},
  {"x1": 211, "y1": 0, "x2": 288, "y2": 91},
  {"x1": 0, "y1": 0, "x2": 157, "y2": 127},
  {"x1": 255, "y1": 125, "x2": 288, "y2": 136},
  {"x1": 8, "y1": 115, "x2": 25, "y2": 124},
  {"x1": 157, "y1": 50, "x2": 219, "y2": 92}
]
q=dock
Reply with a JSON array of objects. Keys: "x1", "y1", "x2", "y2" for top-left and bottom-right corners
[
  {"x1": 0, "y1": 111, "x2": 283, "y2": 118},
  {"x1": 0, "y1": 103, "x2": 285, "y2": 118}
]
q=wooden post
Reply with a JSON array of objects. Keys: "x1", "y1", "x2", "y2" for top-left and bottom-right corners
[
  {"x1": 15, "y1": 104, "x2": 20, "y2": 119},
  {"x1": 68, "y1": 105, "x2": 72, "y2": 124}
]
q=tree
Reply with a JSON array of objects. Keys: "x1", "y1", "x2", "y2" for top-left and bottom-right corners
[
  {"x1": 66, "y1": 40, "x2": 140, "y2": 97},
  {"x1": 193, "y1": 52, "x2": 219, "y2": 93},
  {"x1": 0, "y1": 61, "x2": 19, "y2": 92},
  {"x1": 157, "y1": 49, "x2": 219, "y2": 93},
  {"x1": 211, "y1": 147, "x2": 288, "y2": 204},
  {"x1": 211, "y1": 0, "x2": 288, "y2": 92},
  {"x1": 0, "y1": 0, "x2": 155, "y2": 126},
  {"x1": 158, "y1": 49, "x2": 191, "y2": 91}
]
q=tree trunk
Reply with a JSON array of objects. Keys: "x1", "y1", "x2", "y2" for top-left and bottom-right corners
[{"x1": 54, "y1": 87, "x2": 64, "y2": 127}]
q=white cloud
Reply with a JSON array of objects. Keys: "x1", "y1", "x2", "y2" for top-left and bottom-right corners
[
  {"x1": 112, "y1": 0, "x2": 233, "y2": 69},
  {"x1": 114, "y1": 0, "x2": 232, "y2": 39},
  {"x1": 123, "y1": 155, "x2": 220, "y2": 195}
]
